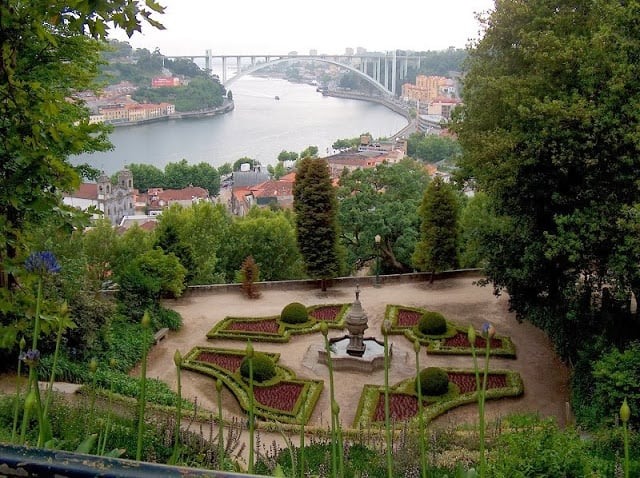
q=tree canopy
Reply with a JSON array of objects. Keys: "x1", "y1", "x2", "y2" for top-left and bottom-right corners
[
  {"x1": 452, "y1": 1, "x2": 640, "y2": 360},
  {"x1": 412, "y1": 177, "x2": 459, "y2": 278},
  {"x1": 337, "y1": 159, "x2": 429, "y2": 273},
  {"x1": 128, "y1": 160, "x2": 220, "y2": 195},
  {"x1": 293, "y1": 158, "x2": 341, "y2": 288},
  {"x1": 0, "y1": 1, "x2": 163, "y2": 290}
]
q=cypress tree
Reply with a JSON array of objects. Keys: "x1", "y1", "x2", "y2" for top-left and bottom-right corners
[
  {"x1": 412, "y1": 177, "x2": 459, "y2": 282},
  {"x1": 293, "y1": 157, "x2": 340, "y2": 290}
]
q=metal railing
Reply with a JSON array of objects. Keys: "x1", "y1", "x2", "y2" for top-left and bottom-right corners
[{"x1": 0, "y1": 443, "x2": 263, "y2": 478}]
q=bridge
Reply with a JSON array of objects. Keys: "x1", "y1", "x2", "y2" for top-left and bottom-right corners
[{"x1": 163, "y1": 50, "x2": 431, "y2": 97}]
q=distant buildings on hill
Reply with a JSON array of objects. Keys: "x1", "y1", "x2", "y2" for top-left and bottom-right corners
[
  {"x1": 63, "y1": 168, "x2": 211, "y2": 229},
  {"x1": 401, "y1": 74, "x2": 462, "y2": 135}
]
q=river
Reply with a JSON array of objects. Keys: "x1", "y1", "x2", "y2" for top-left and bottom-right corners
[{"x1": 72, "y1": 76, "x2": 409, "y2": 175}]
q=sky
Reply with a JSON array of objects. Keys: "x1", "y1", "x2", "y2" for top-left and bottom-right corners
[{"x1": 110, "y1": 0, "x2": 495, "y2": 56}]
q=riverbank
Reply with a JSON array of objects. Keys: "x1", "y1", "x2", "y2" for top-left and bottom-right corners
[{"x1": 111, "y1": 99, "x2": 234, "y2": 128}]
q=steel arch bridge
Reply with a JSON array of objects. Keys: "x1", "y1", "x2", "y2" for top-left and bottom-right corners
[
  {"x1": 224, "y1": 56, "x2": 392, "y2": 97},
  {"x1": 164, "y1": 50, "x2": 428, "y2": 97}
]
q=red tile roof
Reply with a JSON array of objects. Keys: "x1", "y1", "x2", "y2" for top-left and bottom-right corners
[
  {"x1": 67, "y1": 183, "x2": 98, "y2": 200},
  {"x1": 158, "y1": 186, "x2": 209, "y2": 201}
]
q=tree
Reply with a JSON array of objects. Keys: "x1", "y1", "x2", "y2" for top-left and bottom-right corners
[
  {"x1": 233, "y1": 157, "x2": 259, "y2": 171},
  {"x1": 155, "y1": 219, "x2": 196, "y2": 284},
  {"x1": 218, "y1": 163, "x2": 233, "y2": 176},
  {"x1": 174, "y1": 76, "x2": 225, "y2": 111},
  {"x1": 277, "y1": 150, "x2": 299, "y2": 162},
  {"x1": 267, "y1": 162, "x2": 286, "y2": 179},
  {"x1": 332, "y1": 137, "x2": 360, "y2": 150},
  {"x1": 451, "y1": 1, "x2": 640, "y2": 360},
  {"x1": 127, "y1": 164, "x2": 165, "y2": 192},
  {"x1": 226, "y1": 209, "x2": 304, "y2": 282},
  {"x1": 408, "y1": 135, "x2": 462, "y2": 164},
  {"x1": 293, "y1": 158, "x2": 341, "y2": 290},
  {"x1": 0, "y1": 1, "x2": 163, "y2": 292},
  {"x1": 239, "y1": 256, "x2": 260, "y2": 299},
  {"x1": 337, "y1": 159, "x2": 429, "y2": 273},
  {"x1": 412, "y1": 177, "x2": 459, "y2": 282},
  {"x1": 458, "y1": 192, "x2": 495, "y2": 269},
  {"x1": 116, "y1": 249, "x2": 186, "y2": 320},
  {"x1": 299, "y1": 146, "x2": 318, "y2": 159},
  {"x1": 191, "y1": 162, "x2": 220, "y2": 196}
]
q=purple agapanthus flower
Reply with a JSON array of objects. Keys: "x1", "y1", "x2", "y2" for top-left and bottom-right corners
[
  {"x1": 481, "y1": 322, "x2": 496, "y2": 339},
  {"x1": 25, "y1": 251, "x2": 61, "y2": 274},
  {"x1": 19, "y1": 349, "x2": 41, "y2": 367}
]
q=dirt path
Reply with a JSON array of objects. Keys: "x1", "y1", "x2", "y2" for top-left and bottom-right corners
[{"x1": 148, "y1": 275, "x2": 570, "y2": 432}]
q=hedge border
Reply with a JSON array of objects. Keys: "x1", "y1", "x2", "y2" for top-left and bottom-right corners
[
  {"x1": 182, "y1": 346, "x2": 323, "y2": 425},
  {"x1": 206, "y1": 304, "x2": 350, "y2": 342},
  {"x1": 352, "y1": 368, "x2": 524, "y2": 428},
  {"x1": 384, "y1": 304, "x2": 517, "y2": 358}
]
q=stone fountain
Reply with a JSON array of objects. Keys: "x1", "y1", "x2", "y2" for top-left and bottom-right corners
[{"x1": 317, "y1": 286, "x2": 391, "y2": 372}]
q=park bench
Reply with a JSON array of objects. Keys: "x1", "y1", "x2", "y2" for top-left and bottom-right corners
[{"x1": 154, "y1": 327, "x2": 169, "y2": 345}]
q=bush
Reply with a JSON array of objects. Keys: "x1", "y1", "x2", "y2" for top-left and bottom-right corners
[
  {"x1": 487, "y1": 417, "x2": 613, "y2": 476},
  {"x1": 280, "y1": 302, "x2": 309, "y2": 324},
  {"x1": 153, "y1": 306, "x2": 183, "y2": 331},
  {"x1": 416, "y1": 367, "x2": 449, "y2": 396},
  {"x1": 240, "y1": 353, "x2": 277, "y2": 383},
  {"x1": 418, "y1": 311, "x2": 447, "y2": 335},
  {"x1": 590, "y1": 341, "x2": 640, "y2": 427}
]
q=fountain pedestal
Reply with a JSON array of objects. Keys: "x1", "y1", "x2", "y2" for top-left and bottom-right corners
[
  {"x1": 346, "y1": 293, "x2": 368, "y2": 357},
  {"x1": 317, "y1": 287, "x2": 392, "y2": 372}
]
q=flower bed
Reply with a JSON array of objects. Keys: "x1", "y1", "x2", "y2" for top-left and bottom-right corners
[
  {"x1": 354, "y1": 369, "x2": 524, "y2": 427},
  {"x1": 384, "y1": 305, "x2": 517, "y2": 358},
  {"x1": 254, "y1": 382, "x2": 304, "y2": 413},
  {"x1": 225, "y1": 318, "x2": 281, "y2": 334},
  {"x1": 182, "y1": 346, "x2": 322, "y2": 425},
  {"x1": 308, "y1": 305, "x2": 344, "y2": 322},
  {"x1": 206, "y1": 304, "x2": 350, "y2": 342}
]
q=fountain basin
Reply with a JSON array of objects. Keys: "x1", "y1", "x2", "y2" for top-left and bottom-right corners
[{"x1": 318, "y1": 336, "x2": 392, "y2": 372}]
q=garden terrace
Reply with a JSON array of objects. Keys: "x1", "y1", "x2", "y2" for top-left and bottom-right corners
[{"x1": 155, "y1": 274, "x2": 569, "y2": 431}]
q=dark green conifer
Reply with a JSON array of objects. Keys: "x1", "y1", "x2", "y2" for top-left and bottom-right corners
[
  {"x1": 293, "y1": 157, "x2": 341, "y2": 291},
  {"x1": 412, "y1": 177, "x2": 459, "y2": 282}
]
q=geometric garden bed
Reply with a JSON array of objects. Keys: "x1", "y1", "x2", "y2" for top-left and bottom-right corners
[
  {"x1": 182, "y1": 346, "x2": 323, "y2": 425},
  {"x1": 385, "y1": 305, "x2": 517, "y2": 358},
  {"x1": 353, "y1": 368, "x2": 524, "y2": 428},
  {"x1": 206, "y1": 303, "x2": 349, "y2": 342}
]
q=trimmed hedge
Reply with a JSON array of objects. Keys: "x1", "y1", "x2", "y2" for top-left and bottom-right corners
[
  {"x1": 418, "y1": 311, "x2": 447, "y2": 335},
  {"x1": 182, "y1": 346, "x2": 323, "y2": 425},
  {"x1": 353, "y1": 368, "x2": 524, "y2": 428},
  {"x1": 280, "y1": 302, "x2": 309, "y2": 324},
  {"x1": 206, "y1": 304, "x2": 350, "y2": 342},
  {"x1": 385, "y1": 304, "x2": 517, "y2": 358},
  {"x1": 240, "y1": 352, "x2": 277, "y2": 382},
  {"x1": 417, "y1": 367, "x2": 449, "y2": 396}
]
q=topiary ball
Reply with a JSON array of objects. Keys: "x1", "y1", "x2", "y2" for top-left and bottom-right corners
[
  {"x1": 240, "y1": 353, "x2": 277, "y2": 383},
  {"x1": 280, "y1": 302, "x2": 309, "y2": 324},
  {"x1": 416, "y1": 367, "x2": 449, "y2": 396},
  {"x1": 418, "y1": 311, "x2": 447, "y2": 335}
]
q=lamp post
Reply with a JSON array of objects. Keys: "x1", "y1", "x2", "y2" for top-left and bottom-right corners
[{"x1": 374, "y1": 234, "x2": 381, "y2": 287}]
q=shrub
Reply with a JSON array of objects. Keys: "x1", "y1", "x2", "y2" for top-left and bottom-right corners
[
  {"x1": 239, "y1": 255, "x2": 260, "y2": 299},
  {"x1": 590, "y1": 341, "x2": 640, "y2": 427},
  {"x1": 416, "y1": 367, "x2": 449, "y2": 396},
  {"x1": 240, "y1": 353, "x2": 277, "y2": 383},
  {"x1": 417, "y1": 311, "x2": 447, "y2": 335},
  {"x1": 280, "y1": 302, "x2": 309, "y2": 324},
  {"x1": 153, "y1": 306, "x2": 183, "y2": 331}
]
